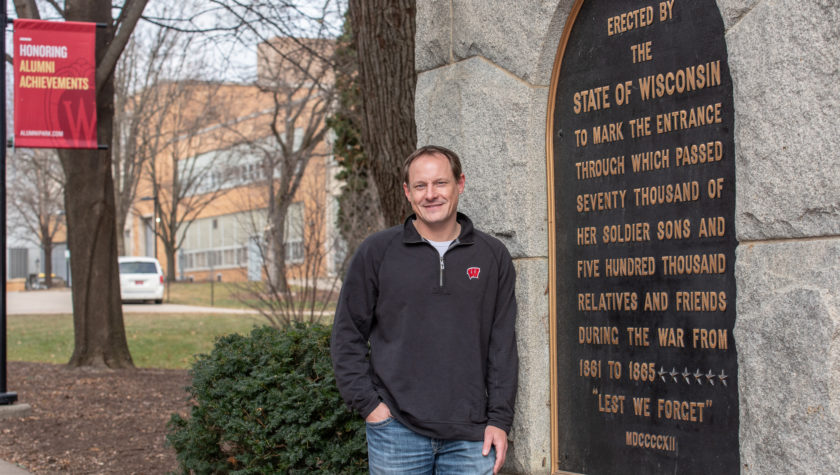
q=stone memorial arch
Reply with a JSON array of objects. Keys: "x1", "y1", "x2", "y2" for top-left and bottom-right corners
[{"x1": 416, "y1": 0, "x2": 839, "y2": 473}]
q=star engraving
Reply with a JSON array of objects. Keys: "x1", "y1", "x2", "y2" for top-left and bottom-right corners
[
  {"x1": 670, "y1": 367, "x2": 678, "y2": 383},
  {"x1": 694, "y1": 368, "x2": 703, "y2": 384},
  {"x1": 658, "y1": 366, "x2": 668, "y2": 383},
  {"x1": 719, "y1": 369, "x2": 728, "y2": 387},
  {"x1": 706, "y1": 369, "x2": 715, "y2": 385},
  {"x1": 682, "y1": 367, "x2": 691, "y2": 384}
]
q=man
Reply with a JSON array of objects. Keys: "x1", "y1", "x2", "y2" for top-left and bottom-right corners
[{"x1": 331, "y1": 145, "x2": 518, "y2": 474}]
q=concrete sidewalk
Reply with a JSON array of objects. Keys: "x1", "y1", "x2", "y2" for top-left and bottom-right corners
[
  {"x1": 7, "y1": 288, "x2": 258, "y2": 315},
  {"x1": 0, "y1": 460, "x2": 31, "y2": 475}
]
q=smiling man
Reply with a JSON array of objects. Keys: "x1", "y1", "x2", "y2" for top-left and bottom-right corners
[{"x1": 331, "y1": 145, "x2": 519, "y2": 474}]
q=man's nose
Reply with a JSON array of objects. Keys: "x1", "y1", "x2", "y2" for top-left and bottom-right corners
[{"x1": 424, "y1": 185, "x2": 437, "y2": 200}]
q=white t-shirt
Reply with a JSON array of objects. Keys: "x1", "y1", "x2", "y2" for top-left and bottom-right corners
[{"x1": 427, "y1": 239, "x2": 454, "y2": 257}]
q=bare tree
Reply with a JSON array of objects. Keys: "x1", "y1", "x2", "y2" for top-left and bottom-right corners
[
  {"x1": 7, "y1": 149, "x2": 65, "y2": 288},
  {"x1": 135, "y1": 1, "x2": 344, "y2": 290},
  {"x1": 235, "y1": 179, "x2": 343, "y2": 327},
  {"x1": 142, "y1": 1, "x2": 347, "y2": 319},
  {"x1": 14, "y1": 0, "x2": 149, "y2": 368},
  {"x1": 190, "y1": 1, "x2": 343, "y2": 293},
  {"x1": 113, "y1": 5, "x2": 201, "y2": 256},
  {"x1": 145, "y1": 81, "x2": 241, "y2": 282},
  {"x1": 250, "y1": 37, "x2": 334, "y2": 292},
  {"x1": 348, "y1": 0, "x2": 416, "y2": 226}
]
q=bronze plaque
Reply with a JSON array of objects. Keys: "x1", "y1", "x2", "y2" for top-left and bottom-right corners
[{"x1": 548, "y1": 0, "x2": 738, "y2": 473}]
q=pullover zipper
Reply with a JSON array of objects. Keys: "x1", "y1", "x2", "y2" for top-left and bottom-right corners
[{"x1": 425, "y1": 238, "x2": 462, "y2": 289}]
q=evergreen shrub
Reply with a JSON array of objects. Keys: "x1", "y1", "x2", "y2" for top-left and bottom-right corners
[{"x1": 166, "y1": 324, "x2": 367, "y2": 474}]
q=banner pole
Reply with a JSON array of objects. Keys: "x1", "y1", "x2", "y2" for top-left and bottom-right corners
[{"x1": 0, "y1": 0, "x2": 18, "y2": 406}]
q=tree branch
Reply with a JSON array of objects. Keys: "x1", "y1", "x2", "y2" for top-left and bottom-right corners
[
  {"x1": 43, "y1": 0, "x2": 63, "y2": 17},
  {"x1": 13, "y1": 0, "x2": 40, "y2": 19},
  {"x1": 96, "y1": 0, "x2": 149, "y2": 96}
]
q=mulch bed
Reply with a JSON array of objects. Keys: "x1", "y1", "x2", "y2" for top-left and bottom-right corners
[{"x1": 0, "y1": 361, "x2": 192, "y2": 474}]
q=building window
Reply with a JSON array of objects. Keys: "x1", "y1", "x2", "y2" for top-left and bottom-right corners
[
  {"x1": 284, "y1": 202, "x2": 304, "y2": 264},
  {"x1": 179, "y1": 206, "x2": 304, "y2": 272}
]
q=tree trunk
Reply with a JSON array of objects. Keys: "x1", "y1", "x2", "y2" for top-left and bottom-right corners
[
  {"x1": 115, "y1": 209, "x2": 126, "y2": 256},
  {"x1": 62, "y1": 0, "x2": 133, "y2": 368},
  {"x1": 165, "y1": 240, "x2": 177, "y2": 282},
  {"x1": 270, "y1": 205, "x2": 289, "y2": 294},
  {"x1": 349, "y1": 0, "x2": 416, "y2": 226},
  {"x1": 43, "y1": 238, "x2": 53, "y2": 288},
  {"x1": 61, "y1": 147, "x2": 133, "y2": 368}
]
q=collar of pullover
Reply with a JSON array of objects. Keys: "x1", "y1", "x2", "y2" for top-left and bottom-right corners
[{"x1": 402, "y1": 212, "x2": 475, "y2": 245}]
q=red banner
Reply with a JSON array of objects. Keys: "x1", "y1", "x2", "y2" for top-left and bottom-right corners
[{"x1": 14, "y1": 19, "x2": 97, "y2": 149}]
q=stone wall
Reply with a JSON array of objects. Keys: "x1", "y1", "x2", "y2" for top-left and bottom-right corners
[
  {"x1": 415, "y1": 1, "x2": 570, "y2": 472},
  {"x1": 725, "y1": 0, "x2": 840, "y2": 472},
  {"x1": 415, "y1": 0, "x2": 839, "y2": 473}
]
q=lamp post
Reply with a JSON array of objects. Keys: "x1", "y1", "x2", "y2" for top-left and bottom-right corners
[{"x1": 1, "y1": 0, "x2": 17, "y2": 406}]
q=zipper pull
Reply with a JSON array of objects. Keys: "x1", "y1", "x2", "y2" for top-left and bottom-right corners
[{"x1": 439, "y1": 256, "x2": 445, "y2": 287}]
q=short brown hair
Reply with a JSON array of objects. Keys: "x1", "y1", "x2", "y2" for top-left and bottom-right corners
[{"x1": 403, "y1": 145, "x2": 463, "y2": 185}]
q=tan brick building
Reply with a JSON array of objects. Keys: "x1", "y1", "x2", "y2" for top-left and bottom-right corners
[{"x1": 124, "y1": 38, "x2": 341, "y2": 284}]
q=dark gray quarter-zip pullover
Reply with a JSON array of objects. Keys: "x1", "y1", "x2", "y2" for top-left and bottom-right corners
[{"x1": 331, "y1": 213, "x2": 518, "y2": 441}]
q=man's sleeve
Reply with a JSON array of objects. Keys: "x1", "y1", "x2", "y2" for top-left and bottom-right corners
[
  {"x1": 330, "y1": 242, "x2": 382, "y2": 419},
  {"x1": 486, "y1": 246, "x2": 519, "y2": 433}
]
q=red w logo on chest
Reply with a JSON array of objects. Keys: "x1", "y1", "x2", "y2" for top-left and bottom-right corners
[{"x1": 466, "y1": 267, "x2": 480, "y2": 279}]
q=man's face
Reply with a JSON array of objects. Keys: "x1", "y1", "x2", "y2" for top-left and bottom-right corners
[{"x1": 403, "y1": 153, "x2": 465, "y2": 232}]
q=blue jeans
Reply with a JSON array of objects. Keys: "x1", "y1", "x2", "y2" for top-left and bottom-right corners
[{"x1": 366, "y1": 417, "x2": 495, "y2": 474}]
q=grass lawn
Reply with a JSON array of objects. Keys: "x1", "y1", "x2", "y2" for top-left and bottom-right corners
[
  {"x1": 164, "y1": 281, "x2": 254, "y2": 309},
  {"x1": 8, "y1": 313, "x2": 265, "y2": 369},
  {"x1": 164, "y1": 281, "x2": 338, "y2": 312}
]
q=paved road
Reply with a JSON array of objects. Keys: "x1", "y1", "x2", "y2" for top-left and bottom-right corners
[{"x1": 7, "y1": 289, "x2": 257, "y2": 315}]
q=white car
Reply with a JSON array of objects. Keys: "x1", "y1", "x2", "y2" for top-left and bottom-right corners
[{"x1": 119, "y1": 257, "x2": 165, "y2": 304}]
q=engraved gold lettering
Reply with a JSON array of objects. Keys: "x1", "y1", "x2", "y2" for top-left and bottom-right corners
[
  {"x1": 656, "y1": 327, "x2": 685, "y2": 347},
  {"x1": 692, "y1": 328, "x2": 728, "y2": 350},
  {"x1": 577, "y1": 226, "x2": 598, "y2": 245},
  {"x1": 655, "y1": 102, "x2": 722, "y2": 134},
  {"x1": 576, "y1": 189, "x2": 627, "y2": 213},
  {"x1": 577, "y1": 259, "x2": 601, "y2": 278},
  {"x1": 643, "y1": 291, "x2": 668, "y2": 311},
  {"x1": 675, "y1": 141, "x2": 723, "y2": 166},
  {"x1": 633, "y1": 181, "x2": 700, "y2": 207},
  {"x1": 632, "y1": 397, "x2": 651, "y2": 416},
  {"x1": 598, "y1": 393, "x2": 626, "y2": 414},
  {"x1": 578, "y1": 292, "x2": 639, "y2": 311},
  {"x1": 626, "y1": 327, "x2": 650, "y2": 346},
  {"x1": 579, "y1": 326, "x2": 620, "y2": 345},
  {"x1": 626, "y1": 431, "x2": 677, "y2": 452},
  {"x1": 604, "y1": 256, "x2": 655, "y2": 277},
  {"x1": 656, "y1": 219, "x2": 691, "y2": 240},
  {"x1": 576, "y1": 155, "x2": 625, "y2": 180},
  {"x1": 656, "y1": 399, "x2": 706, "y2": 423},
  {"x1": 660, "y1": 253, "x2": 726, "y2": 275},
  {"x1": 592, "y1": 121, "x2": 625, "y2": 144},
  {"x1": 601, "y1": 222, "x2": 651, "y2": 243},
  {"x1": 607, "y1": 6, "x2": 655, "y2": 36},
  {"x1": 637, "y1": 61, "x2": 721, "y2": 100},
  {"x1": 675, "y1": 291, "x2": 727, "y2": 312},
  {"x1": 698, "y1": 216, "x2": 726, "y2": 238},
  {"x1": 630, "y1": 148, "x2": 669, "y2": 172},
  {"x1": 573, "y1": 85, "x2": 611, "y2": 114}
]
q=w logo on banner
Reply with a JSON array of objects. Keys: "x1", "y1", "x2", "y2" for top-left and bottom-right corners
[{"x1": 466, "y1": 267, "x2": 480, "y2": 280}]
